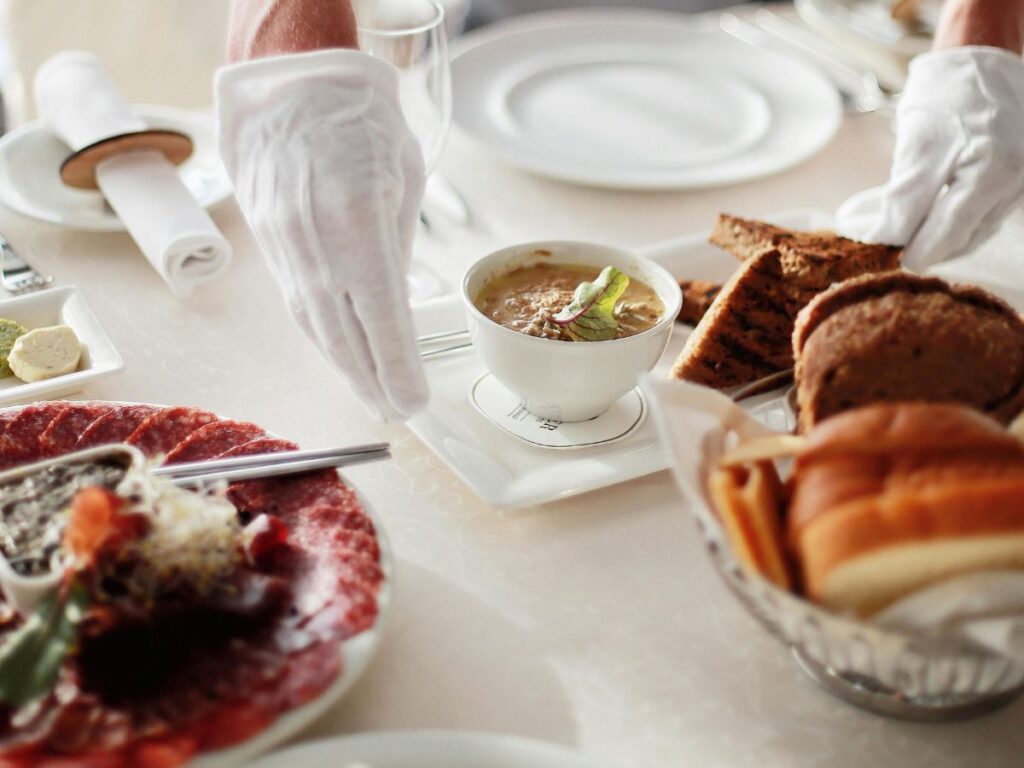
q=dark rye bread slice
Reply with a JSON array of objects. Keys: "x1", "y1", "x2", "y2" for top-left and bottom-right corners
[
  {"x1": 672, "y1": 216, "x2": 902, "y2": 389},
  {"x1": 793, "y1": 272, "x2": 1024, "y2": 432},
  {"x1": 672, "y1": 250, "x2": 796, "y2": 387},
  {"x1": 710, "y1": 214, "x2": 903, "y2": 286},
  {"x1": 677, "y1": 279, "x2": 721, "y2": 326}
]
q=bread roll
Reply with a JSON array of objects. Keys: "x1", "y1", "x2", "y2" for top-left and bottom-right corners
[
  {"x1": 789, "y1": 402, "x2": 1024, "y2": 615},
  {"x1": 793, "y1": 272, "x2": 1024, "y2": 432}
]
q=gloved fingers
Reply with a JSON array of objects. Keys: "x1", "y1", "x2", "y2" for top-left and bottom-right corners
[
  {"x1": 349, "y1": 262, "x2": 429, "y2": 420},
  {"x1": 902, "y1": 171, "x2": 990, "y2": 271},
  {"x1": 839, "y1": 108, "x2": 965, "y2": 247},
  {"x1": 395, "y1": 134, "x2": 427, "y2": 269},
  {"x1": 305, "y1": 285, "x2": 397, "y2": 421},
  {"x1": 835, "y1": 185, "x2": 887, "y2": 241}
]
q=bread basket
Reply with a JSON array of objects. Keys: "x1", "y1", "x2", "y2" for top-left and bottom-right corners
[{"x1": 644, "y1": 378, "x2": 1024, "y2": 721}]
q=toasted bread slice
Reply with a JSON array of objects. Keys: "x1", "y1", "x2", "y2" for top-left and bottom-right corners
[
  {"x1": 677, "y1": 279, "x2": 721, "y2": 326},
  {"x1": 672, "y1": 250, "x2": 796, "y2": 388},
  {"x1": 710, "y1": 214, "x2": 903, "y2": 280},
  {"x1": 672, "y1": 215, "x2": 902, "y2": 389},
  {"x1": 709, "y1": 460, "x2": 792, "y2": 589}
]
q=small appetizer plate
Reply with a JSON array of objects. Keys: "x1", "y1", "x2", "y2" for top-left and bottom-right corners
[
  {"x1": 0, "y1": 105, "x2": 232, "y2": 232},
  {"x1": 250, "y1": 731, "x2": 610, "y2": 768},
  {"x1": 0, "y1": 285, "x2": 124, "y2": 405},
  {"x1": 408, "y1": 209, "x2": 830, "y2": 510}
]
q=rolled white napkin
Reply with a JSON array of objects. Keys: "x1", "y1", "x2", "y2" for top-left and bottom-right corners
[{"x1": 34, "y1": 50, "x2": 231, "y2": 298}]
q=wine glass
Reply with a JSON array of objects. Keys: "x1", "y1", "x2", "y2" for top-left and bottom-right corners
[{"x1": 358, "y1": 0, "x2": 452, "y2": 302}]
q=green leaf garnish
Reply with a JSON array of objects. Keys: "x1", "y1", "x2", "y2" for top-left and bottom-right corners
[
  {"x1": 550, "y1": 266, "x2": 630, "y2": 341},
  {"x1": 0, "y1": 585, "x2": 88, "y2": 709}
]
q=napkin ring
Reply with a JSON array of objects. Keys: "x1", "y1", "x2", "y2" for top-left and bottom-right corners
[{"x1": 59, "y1": 129, "x2": 193, "y2": 190}]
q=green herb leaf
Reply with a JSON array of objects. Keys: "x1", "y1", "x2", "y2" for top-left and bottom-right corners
[
  {"x1": 0, "y1": 585, "x2": 88, "y2": 709},
  {"x1": 551, "y1": 266, "x2": 630, "y2": 341}
]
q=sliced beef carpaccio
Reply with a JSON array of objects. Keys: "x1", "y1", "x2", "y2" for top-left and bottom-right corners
[
  {"x1": 162, "y1": 420, "x2": 268, "y2": 464},
  {"x1": 127, "y1": 406, "x2": 219, "y2": 457},
  {"x1": 76, "y1": 404, "x2": 162, "y2": 449},
  {"x1": 0, "y1": 402, "x2": 70, "y2": 469},
  {"x1": 0, "y1": 400, "x2": 384, "y2": 768},
  {"x1": 37, "y1": 402, "x2": 115, "y2": 455}
]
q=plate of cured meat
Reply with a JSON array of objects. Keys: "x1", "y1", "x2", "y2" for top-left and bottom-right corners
[{"x1": 0, "y1": 400, "x2": 391, "y2": 768}]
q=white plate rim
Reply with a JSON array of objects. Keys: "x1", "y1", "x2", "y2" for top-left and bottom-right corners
[
  {"x1": 248, "y1": 729, "x2": 608, "y2": 768},
  {"x1": 0, "y1": 104, "x2": 233, "y2": 232},
  {"x1": 0, "y1": 399, "x2": 392, "y2": 768},
  {"x1": 450, "y1": 9, "x2": 842, "y2": 190}
]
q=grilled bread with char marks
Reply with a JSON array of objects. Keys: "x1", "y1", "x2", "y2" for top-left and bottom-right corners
[{"x1": 671, "y1": 215, "x2": 902, "y2": 389}]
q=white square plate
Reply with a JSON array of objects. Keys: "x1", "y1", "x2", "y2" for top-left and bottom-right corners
[
  {"x1": 408, "y1": 209, "x2": 832, "y2": 510},
  {"x1": 0, "y1": 285, "x2": 124, "y2": 405}
]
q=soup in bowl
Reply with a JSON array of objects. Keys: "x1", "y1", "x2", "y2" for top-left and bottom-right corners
[{"x1": 462, "y1": 241, "x2": 682, "y2": 422}]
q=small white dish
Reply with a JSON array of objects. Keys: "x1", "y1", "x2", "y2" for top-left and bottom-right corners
[
  {"x1": 0, "y1": 105, "x2": 232, "y2": 232},
  {"x1": 0, "y1": 285, "x2": 124, "y2": 404},
  {"x1": 462, "y1": 241, "x2": 682, "y2": 422},
  {"x1": 0, "y1": 444, "x2": 143, "y2": 614},
  {"x1": 408, "y1": 209, "x2": 831, "y2": 510},
  {"x1": 250, "y1": 730, "x2": 608, "y2": 768},
  {"x1": 470, "y1": 372, "x2": 647, "y2": 450},
  {"x1": 451, "y1": 9, "x2": 841, "y2": 189}
]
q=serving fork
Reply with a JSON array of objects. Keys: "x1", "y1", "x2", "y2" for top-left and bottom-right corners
[{"x1": 0, "y1": 233, "x2": 53, "y2": 295}]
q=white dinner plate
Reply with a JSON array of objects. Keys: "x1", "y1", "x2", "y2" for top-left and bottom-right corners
[
  {"x1": 250, "y1": 730, "x2": 609, "y2": 768},
  {"x1": 407, "y1": 209, "x2": 831, "y2": 510},
  {"x1": 0, "y1": 105, "x2": 233, "y2": 232},
  {"x1": 450, "y1": 10, "x2": 842, "y2": 190}
]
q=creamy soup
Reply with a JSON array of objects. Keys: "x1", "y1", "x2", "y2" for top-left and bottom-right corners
[{"x1": 474, "y1": 262, "x2": 664, "y2": 341}]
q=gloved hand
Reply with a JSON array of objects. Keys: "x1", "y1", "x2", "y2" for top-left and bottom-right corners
[
  {"x1": 216, "y1": 49, "x2": 428, "y2": 421},
  {"x1": 837, "y1": 46, "x2": 1024, "y2": 272}
]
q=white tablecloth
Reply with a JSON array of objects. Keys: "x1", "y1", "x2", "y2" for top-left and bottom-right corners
[{"x1": 1, "y1": 8, "x2": 1022, "y2": 767}]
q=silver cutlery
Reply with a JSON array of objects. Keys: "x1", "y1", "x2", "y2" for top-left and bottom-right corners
[
  {"x1": 753, "y1": 9, "x2": 898, "y2": 111},
  {"x1": 719, "y1": 12, "x2": 895, "y2": 115},
  {"x1": 417, "y1": 328, "x2": 473, "y2": 359},
  {"x1": 156, "y1": 442, "x2": 392, "y2": 486},
  {"x1": 729, "y1": 368, "x2": 795, "y2": 402},
  {"x1": 0, "y1": 233, "x2": 53, "y2": 295}
]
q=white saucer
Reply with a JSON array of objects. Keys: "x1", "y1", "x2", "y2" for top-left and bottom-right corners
[
  {"x1": 451, "y1": 9, "x2": 841, "y2": 190},
  {"x1": 470, "y1": 372, "x2": 647, "y2": 450},
  {"x1": 0, "y1": 105, "x2": 233, "y2": 232},
  {"x1": 250, "y1": 731, "x2": 609, "y2": 768}
]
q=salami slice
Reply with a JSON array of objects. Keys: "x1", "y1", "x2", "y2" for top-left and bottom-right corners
[
  {"x1": 163, "y1": 420, "x2": 267, "y2": 464},
  {"x1": 0, "y1": 402, "x2": 70, "y2": 469},
  {"x1": 76, "y1": 404, "x2": 161, "y2": 449},
  {"x1": 38, "y1": 402, "x2": 115, "y2": 456},
  {"x1": 127, "y1": 406, "x2": 218, "y2": 458}
]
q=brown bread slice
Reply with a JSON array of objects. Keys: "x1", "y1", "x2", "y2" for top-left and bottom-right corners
[
  {"x1": 672, "y1": 215, "x2": 902, "y2": 389},
  {"x1": 677, "y1": 279, "x2": 721, "y2": 326},
  {"x1": 710, "y1": 214, "x2": 903, "y2": 282},
  {"x1": 793, "y1": 272, "x2": 1024, "y2": 431},
  {"x1": 672, "y1": 250, "x2": 796, "y2": 387}
]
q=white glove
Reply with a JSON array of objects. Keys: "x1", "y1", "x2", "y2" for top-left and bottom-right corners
[
  {"x1": 837, "y1": 46, "x2": 1024, "y2": 273},
  {"x1": 216, "y1": 49, "x2": 428, "y2": 421}
]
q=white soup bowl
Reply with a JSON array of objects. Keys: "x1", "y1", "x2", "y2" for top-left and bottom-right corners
[{"x1": 462, "y1": 241, "x2": 682, "y2": 422}]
